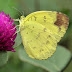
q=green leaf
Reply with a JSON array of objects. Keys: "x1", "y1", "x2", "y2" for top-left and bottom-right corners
[
  {"x1": 13, "y1": 27, "x2": 22, "y2": 48},
  {"x1": 18, "y1": 44, "x2": 71, "y2": 72},
  {"x1": 64, "y1": 61, "x2": 72, "y2": 72},
  {"x1": 0, "y1": 51, "x2": 8, "y2": 67}
]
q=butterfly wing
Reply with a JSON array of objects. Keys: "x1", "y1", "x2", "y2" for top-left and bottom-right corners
[
  {"x1": 20, "y1": 11, "x2": 69, "y2": 60},
  {"x1": 22, "y1": 11, "x2": 69, "y2": 42},
  {"x1": 20, "y1": 21, "x2": 57, "y2": 60}
]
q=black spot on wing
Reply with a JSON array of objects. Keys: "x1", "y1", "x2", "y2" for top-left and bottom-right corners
[
  {"x1": 36, "y1": 33, "x2": 40, "y2": 39},
  {"x1": 44, "y1": 16, "x2": 46, "y2": 22},
  {"x1": 49, "y1": 35, "x2": 51, "y2": 37},
  {"x1": 43, "y1": 28, "x2": 47, "y2": 32},
  {"x1": 26, "y1": 32, "x2": 28, "y2": 34},
  {"x1": 59, "y1": 27, "x2": 61, "y2": 32},
  {"x1": 33, "y1": 26, "x2": 34, "y2": 28},
  {"x1": 34, "y1": 16, "x2": 37, "y2": 21},
  {"x1": 46, "y1": 40, "x2": 49, "y2": 44},
  {"x1": 40, "y1": 49, "x2": 44, "y2": 52},
  {"x1": 31, "y1": 17, "x2": 32, "y2": 20},
  {"x1": 33, "y1": 47, "x2": 36, "y2": 49},
  {"x1": 44, "y1": 16, "x2": 46, "y2": 19}
]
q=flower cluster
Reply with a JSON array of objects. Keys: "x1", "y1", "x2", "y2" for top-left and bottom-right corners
[{"x1": 0, "y1": 12, "x2": 17, "y2": 52}]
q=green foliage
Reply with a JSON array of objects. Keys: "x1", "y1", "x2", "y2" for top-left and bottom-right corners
[
  {"x1": 13, "y1": 28, "x2": 22, "y2": 48},
  {"x1": 0, "y1": 51, "x2": 8, "y2": 67},
  {"x1": 18, "y1": 44, "x2": 71, "y2": 72}
]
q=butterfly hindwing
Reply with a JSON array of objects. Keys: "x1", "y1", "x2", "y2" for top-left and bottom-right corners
[{"x1": 20, "y1": 21, "x2": 57, "y2": 59}]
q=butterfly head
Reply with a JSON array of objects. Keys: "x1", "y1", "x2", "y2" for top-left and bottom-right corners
[
  {"x1": 19, "y1": 16, "x2": 25, "y2": 25},
  {"x1": 20, "y1": 16, "x2": 25, "y2": 21},
  {"x1": 19, "y1": 16, "x2": 25, "y2": 30}
]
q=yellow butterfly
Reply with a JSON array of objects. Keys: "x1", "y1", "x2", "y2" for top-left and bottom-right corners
[{"x1": 19, "y1": 11, "x2": 69, "y2": 60}]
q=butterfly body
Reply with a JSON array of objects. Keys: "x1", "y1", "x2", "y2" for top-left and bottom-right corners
[{"x1": 19, "y1": 11, "x2": 69, "y2": 60}]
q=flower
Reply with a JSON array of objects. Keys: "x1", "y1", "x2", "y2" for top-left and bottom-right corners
[{"x1": 0, "y1": 12, "x2": 17, "y2": 52}]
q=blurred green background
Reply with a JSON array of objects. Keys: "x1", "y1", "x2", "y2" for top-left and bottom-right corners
[{"x1": 0, "y1": 0, "x2": 72, "y2": 72}]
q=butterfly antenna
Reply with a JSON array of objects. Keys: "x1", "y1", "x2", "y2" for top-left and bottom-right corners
[
  {"x1": 12, "y1": 7, "x2": 23, "y2": 15},
  {"x1": 22, "y1": 11, "x2": 24, "y2": 16},
  {"x1": 28, "y1": 8, "x2": 32, "y2": 14}
]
